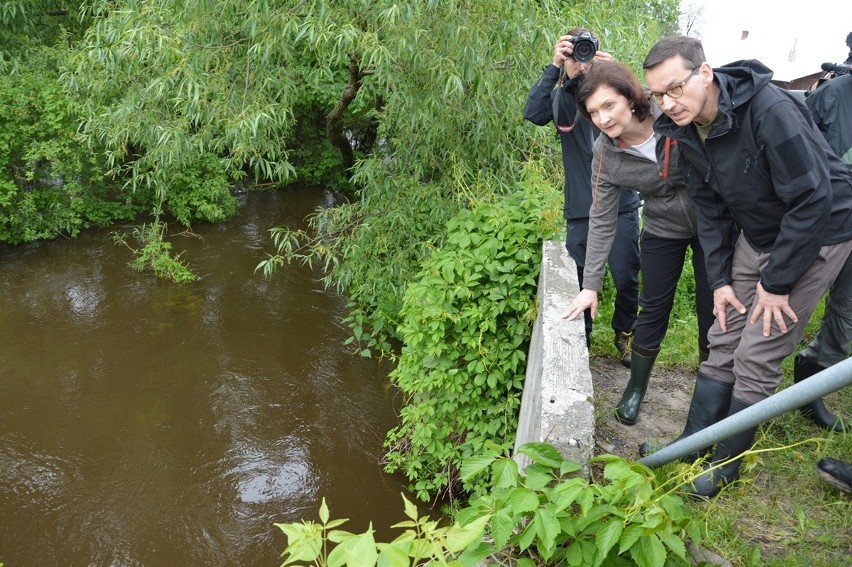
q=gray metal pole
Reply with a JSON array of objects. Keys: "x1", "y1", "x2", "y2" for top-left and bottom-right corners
[{"x1": 639, "y1": 357, "x2": 852, "y2": 469}]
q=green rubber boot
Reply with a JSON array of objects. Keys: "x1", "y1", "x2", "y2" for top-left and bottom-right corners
[{"x1": 615, "y1": 344, "x2": 659, "y2": 425}]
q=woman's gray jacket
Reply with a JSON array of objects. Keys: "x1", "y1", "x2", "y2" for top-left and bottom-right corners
[{"x1": 582, "y1": 124, "x2": 698, "y2": 291}]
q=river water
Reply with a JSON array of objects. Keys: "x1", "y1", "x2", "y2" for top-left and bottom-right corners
[{"x1": 0, "y1": 187, "x2": 411, "y2": 565}]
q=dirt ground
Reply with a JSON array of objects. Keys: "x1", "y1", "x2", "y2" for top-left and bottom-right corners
[{"x1": 588, "y1": 354, "x2": 696, "y2": 459}]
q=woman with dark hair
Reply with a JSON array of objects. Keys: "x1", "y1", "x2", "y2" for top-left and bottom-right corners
[{"x1": 562, "y1": 60, "x2": 715, "y2": 431}]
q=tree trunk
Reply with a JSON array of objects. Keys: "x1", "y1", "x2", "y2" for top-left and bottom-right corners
[{"x1": 326, "y1": 55, "x2": 365, "y2": 174}]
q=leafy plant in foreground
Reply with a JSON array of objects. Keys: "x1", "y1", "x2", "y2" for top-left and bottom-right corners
[
  {"x1": 276, "y1": 442, "x2": 700, "y2": 566},
  {"x1": 458, "y1": 443, "x2": 699, "y2": 566}
]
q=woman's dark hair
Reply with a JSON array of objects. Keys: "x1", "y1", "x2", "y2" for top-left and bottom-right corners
[{"x1": 576, "y1": 60, "x2": 651, "y2": 122}]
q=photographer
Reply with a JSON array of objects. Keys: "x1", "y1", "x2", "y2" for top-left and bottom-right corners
[{"x1": 524, "y1": 28, "x2": 641, "y2": 364}]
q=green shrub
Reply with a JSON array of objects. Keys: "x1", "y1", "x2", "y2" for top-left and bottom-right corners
[
  {"x1": 0, "y1": 46, "x2": 142, "y2": 244},
  {"x1": 165, "y1": 152, "x2": 237, "y2": 225},
  {"x1": 113, "y1": 219, "x2": 198, "y2": 283},
  {"x1": 382, "y1": 180, "x2": 561, "y2": 501}
]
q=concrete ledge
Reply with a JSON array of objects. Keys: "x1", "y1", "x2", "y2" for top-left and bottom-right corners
[{"x1": 514, "y1": 240, "x2": 595, "y2": 472}]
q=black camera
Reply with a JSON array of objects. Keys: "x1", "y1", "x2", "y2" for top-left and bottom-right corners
[
  {"x1": 821, "y1": 62, "x2": 851, "y2": 76},
  {"x1": 570, "y1": 31, "x2": 599, "y2": 63}
]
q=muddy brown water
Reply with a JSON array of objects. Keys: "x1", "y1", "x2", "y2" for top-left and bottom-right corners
[{"x1": 0, "y1": 187, "x2": 411, "y2": 566}]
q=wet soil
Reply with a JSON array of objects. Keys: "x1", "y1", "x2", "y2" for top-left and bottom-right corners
[{"x1": 588, "y1": 355, "x2": 696, "y2": 459}]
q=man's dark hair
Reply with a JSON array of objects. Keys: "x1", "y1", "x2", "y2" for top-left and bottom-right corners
[
  {"x1": 567, "y1": 26, "x2": 595, "y2": 41},
  {"x1": 643, "y1": 35, "x2": 706, "y2": 70},
  {"x1": 576, "y1": 60, "x2": 652, "y2": 122}
]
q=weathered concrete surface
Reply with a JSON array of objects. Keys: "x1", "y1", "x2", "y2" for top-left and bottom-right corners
[{"x1": 514, "y1": 240, "x2": 595, "y2": 472}]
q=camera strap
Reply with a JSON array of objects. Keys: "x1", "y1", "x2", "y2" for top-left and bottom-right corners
[{"x1": 554, "y1": 69, "x2": 580, "y2": 133}]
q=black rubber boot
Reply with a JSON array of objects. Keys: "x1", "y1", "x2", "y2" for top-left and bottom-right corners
[
  {"x1": 639, "y1": 373, "x2": 733, "y2": 462},
  {"x1": 793, "y1": 355, "x2": 846, "y2": 431},
  {"x1": 816, "y1": 457, "x2": 852, "y2": 493},
  {"x1": 689, "y1": 397, "x2": 756, "y2": 499},
  {"x1": 614, "y1": 345, "x2": 659, "y2": 425},
  {"x1": 614, "y1": 330, "x2": 633, "y2": 369}
]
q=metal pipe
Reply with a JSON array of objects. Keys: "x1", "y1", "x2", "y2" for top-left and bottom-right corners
[{"x1": 639, "y1": 357, "x2": 852, "y2": 469}]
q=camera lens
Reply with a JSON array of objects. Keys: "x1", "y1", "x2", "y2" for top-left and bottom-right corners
[{"x1": 573, "y1": 39, "x2": 595, "y2": 63}]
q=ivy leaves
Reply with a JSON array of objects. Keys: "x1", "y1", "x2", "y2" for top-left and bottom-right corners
[{"x1": 382, "y1": 182, "x2": 561, "y2": 501}]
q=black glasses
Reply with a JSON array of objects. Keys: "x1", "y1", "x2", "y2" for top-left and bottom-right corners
[{"x1": 648, "y1": 68, "x2": 700, "y2": 104}]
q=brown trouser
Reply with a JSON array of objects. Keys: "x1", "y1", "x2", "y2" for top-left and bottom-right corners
[{"x1": 700, "y1": 235, "x2": 852, "y2": 404}]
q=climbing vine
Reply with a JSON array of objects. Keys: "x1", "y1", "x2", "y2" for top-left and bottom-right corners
[{"x1": 382, "y1": 176, "x2": 562, "y2": 501}]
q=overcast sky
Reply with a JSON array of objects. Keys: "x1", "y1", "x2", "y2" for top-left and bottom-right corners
[{"x1": 682, "y1": 0, "x2": 851, "y2": 79}]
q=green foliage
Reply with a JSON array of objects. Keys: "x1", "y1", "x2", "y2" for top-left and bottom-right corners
[
  {"x1": 165, "y1": 153, "x2": 237, "y2": 225},
  {"x1": 458, "y1": 443, "x2": 700, "y2": 566},
  {"x1": 113, "y1": 220, "x2": 199, "y2": 283},
  {"x1": 0, "y1": 44, "x2": 143, "y2": 244},
  {"x1": 65, "y1": 0, "x2": 302, "y2": 204},
  {"x1": 0, "y1": 2, "x2": 90, "y2": 71},
  {"x1": 381, "y1": 181, "x2": 562, "y2": 501},
  {"x1": 276, "y1": 495, "x2": 489, "y2": 567},
  {"x1": 0, "y1": 5, "x2": 149, "y2": 247},
  {"x1": 277, "y1": 443, "x2": 701, "y2": 566},
  {"x1": 288, "y1": 98, "x2": 350, "y2": 188}
]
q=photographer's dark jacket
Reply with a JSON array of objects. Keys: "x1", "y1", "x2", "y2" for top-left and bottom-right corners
[
  {"x1": 806, "y1": 72, "x2": 852, "y2": 166},
  {"x1": 654, "y1": 59, "x2": 852, "y2": 294},
  {"x1": 524, "y1": 64, "x2": 640, "y2": 221}
]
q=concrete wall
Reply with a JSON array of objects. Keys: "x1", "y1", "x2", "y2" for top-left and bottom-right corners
[{"x1": 514, "y1": 240, "x2": 595, "y2": 472}]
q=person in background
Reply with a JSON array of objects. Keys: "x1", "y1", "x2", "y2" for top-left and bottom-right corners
[
  {"x1": 524, "y1": 28, "x2": 641, "y2": 366},
  {"x1": 561, "y1": 60, "x2": 714, "y2": 427},
  {"x1": 642, "y1": 35, "x2": 852, "y2": 498},
  {"x1": 799, "y1": 34, "x2": 852, "y2": 493},
  {"x1": 792, "y1": 40, "x2": 852, "y2": 431}
]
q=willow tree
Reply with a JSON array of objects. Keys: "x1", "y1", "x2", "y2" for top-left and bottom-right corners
[
  {"x1": 253, "y1": 0, "x2": 680, "y2": 354},
  {"x1": 64, "y1": 0, "x2": 677, "y2": 331}
]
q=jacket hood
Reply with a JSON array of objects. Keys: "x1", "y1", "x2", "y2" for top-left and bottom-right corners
[{"x1": 714, "y1": 59, "x2": 774, "y2": 111}]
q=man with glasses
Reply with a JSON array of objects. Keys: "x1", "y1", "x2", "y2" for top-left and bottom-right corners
[
  {"x1": 524, "y1": 28, "x2": 641, "y2": 365},
  {"x1": 641, "y1": 35, "x2": 852, "y2": 498}
]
